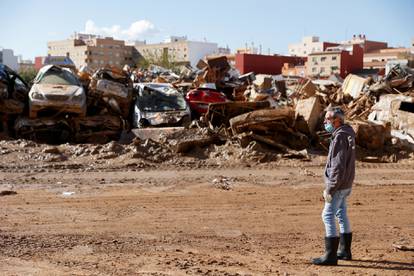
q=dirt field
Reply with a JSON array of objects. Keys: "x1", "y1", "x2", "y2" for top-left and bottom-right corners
[{"x1": 0, "y1": 140, "x2": 413, "y2": 275}]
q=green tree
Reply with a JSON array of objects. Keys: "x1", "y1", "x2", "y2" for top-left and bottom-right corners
[
  {"x1": 136, "y1": 50, "x2": 182, "y2": 71},
  {"x1": 18, "y1": 68, "x2": 38, "y2": 84}
]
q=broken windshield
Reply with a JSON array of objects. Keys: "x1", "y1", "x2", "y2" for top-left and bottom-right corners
[
  {"x1": 37, "y1": 67, "x2": 80, "y2": 86},
  {"x1": 138, "y1": 86, "x2": 187, "y2": 112}
]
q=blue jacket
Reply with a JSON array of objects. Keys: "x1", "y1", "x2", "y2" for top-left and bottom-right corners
[{"x1": 324, "y1": 124, "x2": 356, "y2": 195}]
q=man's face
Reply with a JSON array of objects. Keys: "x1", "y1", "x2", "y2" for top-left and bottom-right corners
[
  {"x1": 324, "y1": 111, "x2": 340, "y2": 128},
  {"x1": 324, "y1": 111, "x2": 334, "y2": 123}
]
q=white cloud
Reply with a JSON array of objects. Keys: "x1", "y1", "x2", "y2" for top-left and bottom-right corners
[{"x1": 83, "y1": 19, "x2": 158, "y2": 41}]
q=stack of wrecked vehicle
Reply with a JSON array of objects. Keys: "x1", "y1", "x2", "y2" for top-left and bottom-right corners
[
  {"x1": 13, "y1": 65, "x2": 133, "y2": 144},
  {"x1": 15, "y1": 65, "x2": 86, "y2": 144},
  {"x1": 75, "y1": 67, "x2": 133, "y2": 143},
  {"x1": 88, "y1": 67, "x2": 133, "y2": 119}
]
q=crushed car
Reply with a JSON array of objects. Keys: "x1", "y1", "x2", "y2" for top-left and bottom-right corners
[
  {"x1": 72, "y1": 115, "x2": 127, "y2": 144},
  {"x1": 0, "y1": 64, "x2": 29, "y2": 102},
  {"x1": 14, "y1": 117, "x2": 72, "y2": 144},
  {"x1": 28, "y1": 65, "x2": 86, "y2": 118},
  {"x1": 132, "y1": 83, "x2": 191, "y2": 128},
  {"x1": 0, "y1": 65, "x2": 29, "y2": 134},
  {"x1": 185, "y1": 83, "x2": 228, "y2": 118},
  {"x1": 88, "y1": 67, "x2": 133, "y2": 119}
]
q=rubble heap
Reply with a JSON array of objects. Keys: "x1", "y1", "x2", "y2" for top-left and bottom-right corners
[{"x1": 0, "y1": 59, "x2": 414, "y2": 162}]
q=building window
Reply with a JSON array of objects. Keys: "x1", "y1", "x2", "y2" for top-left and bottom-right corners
[
  {"x1": 332, "y1": 56, "x2": 337, "y2": 61},
  {"x1": 320, "y1": 67, "x2": 325, "y2": 73},
  {"x1": 312, "y1": 57, "x2": 317, "y2": 62},
  {"x1": 321, "y1": 57, "x2": 326, "y2": 62},
  {"x1": 312, "y1": 67, "x2": 316, "y2": 72},
  {"x1": 331, "y1": 66, "x2": 339, "y2": 71}
]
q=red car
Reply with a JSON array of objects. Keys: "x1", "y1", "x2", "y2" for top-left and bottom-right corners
[{"x1": 185, "y1": 88, "x2": 228, "y2": 117}]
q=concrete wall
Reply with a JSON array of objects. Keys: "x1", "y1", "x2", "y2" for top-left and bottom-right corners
[
  {"x1": 187, "y1": 41, "x2": 218, "y2": 67},
  {"x1": 235, "y1": 53, "x2": 305, "y2": 75},
  {"x1": 340, "y1": 45, "x2": 363, "y2": 78},
  {"x1": 363, "y1": 41, "x2": 388, "y2": 52}
]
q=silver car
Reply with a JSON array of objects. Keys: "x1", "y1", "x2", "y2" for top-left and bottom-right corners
[
  {"x1": 133, "y1": 83, "x2": 191, "y2": 128},
  {"x1": 29, "y1": 65, "x2": 86, "y2": 118}
]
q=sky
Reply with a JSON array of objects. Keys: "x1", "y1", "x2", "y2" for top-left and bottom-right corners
[{"x1": 0, "y1": 0, "x2": 413, "y2": 60}]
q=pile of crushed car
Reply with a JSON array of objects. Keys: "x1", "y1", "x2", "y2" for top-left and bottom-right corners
[{"x1": 1, "y1": 56, "x2": 414, "y2": 160}]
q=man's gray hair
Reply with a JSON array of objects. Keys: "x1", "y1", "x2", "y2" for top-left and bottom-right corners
[{"x1": 327, "y1": 106, "x2": 345, "y2": 123}]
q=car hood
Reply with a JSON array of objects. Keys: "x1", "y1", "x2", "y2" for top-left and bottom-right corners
[{"x1": 31, "y1": 83, "x2": 82, "y2": 95}]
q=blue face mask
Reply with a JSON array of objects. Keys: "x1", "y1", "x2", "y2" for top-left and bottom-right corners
[{"x1": 324, "y1": 122, "x2": 335, "y2": 133}]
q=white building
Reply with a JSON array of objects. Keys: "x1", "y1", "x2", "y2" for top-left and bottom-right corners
[
  {"x1": 288, "y1": 36, "x2": 326, "y2": 57},
  {"x1": 133, "y1": 36, "x2": 218, "y2": 67},
  {"x1": 0, "y1": 48, "x2": 19, "y2": 71}
]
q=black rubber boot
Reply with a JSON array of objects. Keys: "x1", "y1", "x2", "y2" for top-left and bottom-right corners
[
  {"x1": 312, "y1": 237, "x2": 339, "y2": 265},
  {"x1": 337, "y1": 232, "x2": 352, "y2": 260}
]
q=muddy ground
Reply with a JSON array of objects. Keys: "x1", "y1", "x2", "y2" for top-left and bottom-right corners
[{"x1": 0, "y1": 139, "x2": 413, "y2": 275}]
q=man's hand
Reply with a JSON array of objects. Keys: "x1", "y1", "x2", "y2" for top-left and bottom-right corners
[{"x1": 323, "y1": 190, "x2": 332, "y2": 203}]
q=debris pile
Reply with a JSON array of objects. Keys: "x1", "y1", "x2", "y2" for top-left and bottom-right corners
[{"x1": 1, "y1": 59, "x2": 414, "y2": 162}]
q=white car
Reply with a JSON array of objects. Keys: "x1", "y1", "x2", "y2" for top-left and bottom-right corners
[
  {"x1": 29, "y1": 65, "x2": 86, "y2": 118},
  {"x1": 133, "y1": 83, "x2": 191, "y2": 128}
]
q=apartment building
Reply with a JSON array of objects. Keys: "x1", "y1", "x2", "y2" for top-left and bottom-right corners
[
  {"x1": 0, "y1": 48, "x2": 19, "y2": 71},
  {"x1": 307, "y1": 45, "x2": 363, "y2": 78},
  {"x1": 47, "y1": 33, "x2": 136, "y2": 70},
  {"x1": 364, "y1": 47, "x2": 412, "y2": 69},
  {"x1": 288, "y1": 36, "x2": 338, "y2": 57},
  {"x1": 133, "y1": 36, "x2": 218, "y2": 67}
]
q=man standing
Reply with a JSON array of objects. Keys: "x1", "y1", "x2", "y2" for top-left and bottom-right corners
[{"x1": 312, "y1": 107, "x2": 356, "y2": 266}]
